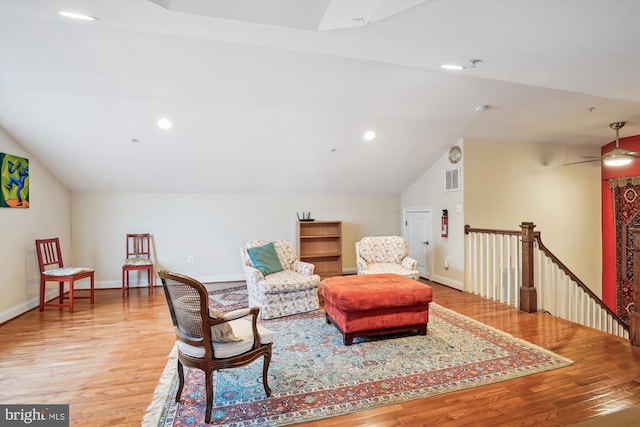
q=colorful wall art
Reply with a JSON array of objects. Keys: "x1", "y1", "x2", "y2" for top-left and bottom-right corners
[{"x1": 1, "y1": 153, "x2": 29, "y2": 208}]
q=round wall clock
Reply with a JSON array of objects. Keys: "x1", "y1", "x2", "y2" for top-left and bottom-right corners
[{"x1": 448, "y1": 145, "x2": 462, "y2": 164}]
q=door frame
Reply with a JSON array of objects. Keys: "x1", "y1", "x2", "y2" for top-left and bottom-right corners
[{"x1": 402, "y1": 207, "x2": 432, "y2": 280}]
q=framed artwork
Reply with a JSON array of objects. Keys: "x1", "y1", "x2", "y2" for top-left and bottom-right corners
[{"x1": 1, "y1": 153, "x2": 29, "y2": 208}]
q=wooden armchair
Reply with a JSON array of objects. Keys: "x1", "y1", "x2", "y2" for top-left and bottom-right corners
[{"x1": 158, "y1": 270, "x2": 274, "y2": 424}]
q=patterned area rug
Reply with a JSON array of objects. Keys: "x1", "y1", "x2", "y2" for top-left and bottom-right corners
[
  {"x1": 143, "y1": 304, "x2": 573, "y2": 427},
  {"x1": 610, "y1": 177, "x2": 640, "y2": 322},
  {"x1": 208, "y1": 286, "x2": 248, "y2": 312}
]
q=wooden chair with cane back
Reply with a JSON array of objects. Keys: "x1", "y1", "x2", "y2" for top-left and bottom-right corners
[{"x1": 158, "y1": 270, "x2": 274, "y2": 423}]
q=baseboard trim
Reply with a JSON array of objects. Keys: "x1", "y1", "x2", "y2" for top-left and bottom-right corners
[{"x1": 430, "y1": 274, "x2": 463, "y2": 291}]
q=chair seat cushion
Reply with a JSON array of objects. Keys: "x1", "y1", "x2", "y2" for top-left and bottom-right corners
[
  {"x1": 259, "y1": 270, "x2": 320, "y2": 294},
  {"x1": 213, "y1": 318, "x2": 274, "y2": 358},
  {"x1": 43, "y1": 267, "x2": 94, "y2": 276},
  {"x1": 177, "y1": 319, "x2": 274, "y2": 359},
  {"x1": 360, "y1": 263, "x2": 415, "y2": 276},
  {"x1": 123, "y1": 257, "x2": 152, "y2": 267}
]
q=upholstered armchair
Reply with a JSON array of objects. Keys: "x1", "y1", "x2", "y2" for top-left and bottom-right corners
[
  {"x1": 240, "y1": 240, "x2": 321, "y2": 320},
  {"x1": 355, "y1": 235, "x2": 420, "y2": 280}
]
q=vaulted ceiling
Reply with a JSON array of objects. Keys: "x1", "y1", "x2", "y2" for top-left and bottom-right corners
[{"x1": 1, "y1": 0, "x2": 639, "y2": 194}]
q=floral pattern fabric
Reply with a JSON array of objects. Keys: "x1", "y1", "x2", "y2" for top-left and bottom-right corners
[
  {"x1": 241, "y1": 240, "x2": 321, "y2": 320},
  {"x1": 356, "y1": 236, "x2": 419, "y2": 280},
  {"x1": 123, "y1": 257, "x2": 152, "y2": 266},
  {"x1": 43, "y1": 267, "x2": 94, "y2": 276}
]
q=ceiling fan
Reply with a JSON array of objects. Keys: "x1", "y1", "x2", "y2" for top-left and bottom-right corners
[{"x1": 565, "y1": 122, "x2": 637, "y2": 166}]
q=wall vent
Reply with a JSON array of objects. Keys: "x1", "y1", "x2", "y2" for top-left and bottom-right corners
[{"x1": 445, "y1": 167, "x2": 460, "y2": 191}]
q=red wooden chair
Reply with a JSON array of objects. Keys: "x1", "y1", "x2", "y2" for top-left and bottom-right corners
[
  {"x1": 122, "y1": 233, "x2": 154, "y2": 296},
  {"x1": 35, "y1": 238, "x2": 95, "y2": 313}
]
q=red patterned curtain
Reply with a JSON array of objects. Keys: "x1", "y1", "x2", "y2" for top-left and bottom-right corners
[{"x1": 610, "y1": 177, "x2": 640, "y2": 323}]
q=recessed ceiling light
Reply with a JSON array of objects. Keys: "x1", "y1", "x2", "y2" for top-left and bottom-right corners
[
  {"x1": 363, "y1": 130, "x2": 376, "y2": 141},
  {"x1": 441, "y1": 64, "x2": 465, "y2": 71},
  {"x1": 59, "y1": 11, "x2": 98, "y2": 21},
  {"x1": 157, "y1": 118, "x2": 173, "y2": 130}
]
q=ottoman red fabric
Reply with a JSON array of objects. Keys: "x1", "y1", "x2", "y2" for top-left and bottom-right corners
[{"x1": 319, "y1": 273, "x2": 433, "y2": 345}]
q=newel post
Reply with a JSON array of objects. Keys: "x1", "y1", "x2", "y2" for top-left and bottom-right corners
[
  {"x1": 629, "y1": 228, "x2": 640, "y2": 346},
  {"x1": 519, "y1": 222, "x2": 537, "y2": 313}
]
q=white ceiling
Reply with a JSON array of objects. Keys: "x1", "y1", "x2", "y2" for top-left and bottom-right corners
[{"x1": 0, "y1": 0, "x2": 639, "y2": 194}]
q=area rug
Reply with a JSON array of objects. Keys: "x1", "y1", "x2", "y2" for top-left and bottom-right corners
[
  {"x1": 208, "y1": 286, "x2": 248, "y2": 311},
  {"x1": 143, "y1": 304, "x2": 573, "y2": 427},
  {"x1": 610, "y1": 177, "x2": 640, "y2": 323}
]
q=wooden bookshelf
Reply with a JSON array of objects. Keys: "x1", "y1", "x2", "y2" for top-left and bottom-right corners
[{"x1": 297, "y1": 220, "x2": 342, "y2": 279}]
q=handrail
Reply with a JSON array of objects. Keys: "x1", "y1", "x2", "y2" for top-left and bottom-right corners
[
  {"x1": 465, "y1": 222, "x2": 631, "y2": 339},
  {"x1": 464, "y1": 225, "x2": 520, "y2": 236},
  {"x1": 533, "y1": 232, "x2": 629, "y2": 332}
]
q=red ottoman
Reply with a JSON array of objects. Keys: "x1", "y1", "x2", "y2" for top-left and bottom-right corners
[{"x1": 318, "y1": 273, "x2": 433, "y2": 345}]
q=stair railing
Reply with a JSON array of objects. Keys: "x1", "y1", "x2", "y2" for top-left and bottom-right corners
[{"x1": 465, "y1": 222, "x2": 632, "y2": 341}]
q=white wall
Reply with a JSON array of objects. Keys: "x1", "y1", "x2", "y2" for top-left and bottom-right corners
[
  {"x1": 0, "y1": 128, "x2": 71, "y2": 322},
  {"x1": 464, "y1": 138, "x2": 602, "y2": 297},
  {"x1": 401, "y1": 142, "x2": 465, "y2": 289},
  {"x1": 71, "y1": 192, "x2": 401, "y2": 287}
]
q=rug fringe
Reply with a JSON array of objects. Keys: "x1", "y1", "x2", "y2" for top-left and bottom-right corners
[{"x1": 142, "y1": 344, "x2": 178, "y2": 427}]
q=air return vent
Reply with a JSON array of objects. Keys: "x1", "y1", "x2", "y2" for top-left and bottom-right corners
[{"x1": 445, "y1": 167, "x2": 460, "y2": 191}]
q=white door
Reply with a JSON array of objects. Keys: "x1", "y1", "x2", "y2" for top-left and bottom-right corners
[{"x1": 404, "y1": 210, "x2": 432, "y2": 279}]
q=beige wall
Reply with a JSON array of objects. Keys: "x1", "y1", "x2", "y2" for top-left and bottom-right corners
[
  {"x1": 0, "y1": 128, "x2": 71, "y2": 322},
  {"x1": 71, "y1": 192, "x2": 401, "y2": 287},
  {"x1": 1, "y1": 127, "x2": 604, "y2": 322},
  {"x1": 464, "y1": 138, "x2": 602, "y2": 296},
  {"x1": 401, "y1": 142, "x2": 465, "y2": 289},
  {"x1": 1, "y1": 127, "x2": 401, "y2": 322}
]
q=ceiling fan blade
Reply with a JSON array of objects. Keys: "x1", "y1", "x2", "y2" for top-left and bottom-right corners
[
  {"x1": 563, "y1": 159, "x2": 602, "y2": 166},
  {"x1": 581, "y1": 155, "x2": 604, "y2": 159}
]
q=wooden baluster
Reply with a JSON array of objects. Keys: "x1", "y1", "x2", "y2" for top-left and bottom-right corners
[
  {"x1": 630, "y1": 228, "x2": 640, "y2": 346},
  {"x1": 519, "y1": 222, "x2": 537, "y2": 313}
]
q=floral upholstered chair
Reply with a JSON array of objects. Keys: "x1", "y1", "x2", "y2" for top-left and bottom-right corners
[
  {"x1": 240, "y1": 240, "x2": 321, "y2": 320},
  {"x1": 355, "y1": 235, "x2": 420, "y2": 280}
]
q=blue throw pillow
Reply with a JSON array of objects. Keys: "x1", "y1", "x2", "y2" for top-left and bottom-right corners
[{"x1": 246, "y1": 242, "x2": 284, "y2": 276}]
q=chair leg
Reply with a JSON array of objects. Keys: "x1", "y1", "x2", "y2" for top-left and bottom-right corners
[
  {"x1": 262, "y1": 351, "x2": 272, "y2": 397},
  {"x1": 175, "y1": 360, "x2": 185, "y2": 402},
  {"x1": 58, "y1": 282, "x2": 64, "y2": 305},
  {"x1": 148, "y1": 267, "x2": 153, "y2": 295},
  {"x1": 39, "y1": 279, "x2": 45, "y2": 312},
  {"x1": 205, "y1": 369, "x2": 214, "y2": 424},
  {"x1": 122, "y1": 268, "x2": 127, "y2": 298},
  {"x1": 68, "y1": 281, "x2": 74, "y2": 313},
  {"x1": 90, "y1": 273, "x2": 95, "y2": 305}
]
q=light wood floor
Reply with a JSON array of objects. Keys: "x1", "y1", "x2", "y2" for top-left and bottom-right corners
[{"x1": 1, "y1": 281, "x2": 639, "y2": 426}]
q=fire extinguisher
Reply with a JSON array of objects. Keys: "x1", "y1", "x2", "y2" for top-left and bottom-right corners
[{"x1": 441, "y1": 209, "x2": 448, "y2": 238}]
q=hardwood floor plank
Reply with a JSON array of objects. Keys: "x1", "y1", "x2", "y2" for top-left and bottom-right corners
[{"x1": 1, "y1": 281, "x2": 639, "y2": 426}]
